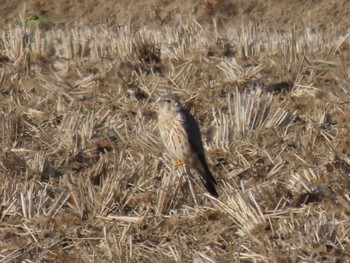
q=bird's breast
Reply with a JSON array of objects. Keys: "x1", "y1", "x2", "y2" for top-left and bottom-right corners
[{"x1": 158, "y1": 114, "x2": 191, "y2": 161}]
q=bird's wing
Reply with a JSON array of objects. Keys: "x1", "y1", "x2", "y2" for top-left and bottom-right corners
[
  {"x1": 181, "y1": 108, "x2": 218, "y2": 196},
  {"x1": 181, "y1": 109, "x2": 205, "y2": 156}
]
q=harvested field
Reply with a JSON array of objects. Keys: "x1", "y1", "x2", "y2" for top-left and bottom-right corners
[{"x1": 1, "y1": 1, "x2": 350, "y2": 262}]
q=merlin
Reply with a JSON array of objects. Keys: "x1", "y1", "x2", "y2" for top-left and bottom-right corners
[{"x1": 158, "y1": 93, "x2": 219, "y2": 197}]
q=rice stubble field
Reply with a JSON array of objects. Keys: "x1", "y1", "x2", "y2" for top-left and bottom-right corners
[{"x1": 1, "y1": 4, "x2": 350, "y2": 263}]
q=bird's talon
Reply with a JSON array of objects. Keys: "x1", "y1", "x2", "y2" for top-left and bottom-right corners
[{"x1": 174, "y1": 160, "x2": 185, "y2": 170}]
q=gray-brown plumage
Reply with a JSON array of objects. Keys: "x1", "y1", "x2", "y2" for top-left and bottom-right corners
[{"x1": 157, "y1": 94, "x2": 218, "y2": 197}]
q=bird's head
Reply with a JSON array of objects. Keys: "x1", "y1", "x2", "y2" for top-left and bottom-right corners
[{"x1": 158, "y1": 94, "x2": 182, "y2": 116}]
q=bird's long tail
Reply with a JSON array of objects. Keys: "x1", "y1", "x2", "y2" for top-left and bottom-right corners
[
  {"x1": 193, "y1": 156, "x2": 219, "y2": 197},
  {"x1": 203, "y1": 176, "x2": 219, "y2": 197}
]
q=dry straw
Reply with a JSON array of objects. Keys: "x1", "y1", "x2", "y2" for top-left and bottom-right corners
[{"x1": 0, "y1": 13, "x2": 350, "y2": 262}]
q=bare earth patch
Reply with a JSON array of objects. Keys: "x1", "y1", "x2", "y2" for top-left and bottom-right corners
[{"x1": 0, "y1": 1, "x2": 350, "y2": 262}]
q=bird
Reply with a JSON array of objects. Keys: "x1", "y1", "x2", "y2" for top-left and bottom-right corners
[{"x1": 157, "y1": 93, "x2": 219, "y2": 197}]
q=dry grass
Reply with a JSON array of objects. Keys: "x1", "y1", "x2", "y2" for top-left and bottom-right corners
[{"x1": 0, "y1": 13, "x2": 350, "y2": 262}]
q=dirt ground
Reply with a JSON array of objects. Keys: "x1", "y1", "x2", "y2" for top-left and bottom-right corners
[
  {"x1": 1, "y1": 0, "x2": 350, "y2": 32},
  {"x1": 1, "y1": 0, "x2": 350, "y2": 262}
]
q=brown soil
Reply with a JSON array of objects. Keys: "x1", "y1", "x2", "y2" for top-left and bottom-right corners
[{"x1": 1, "y1": 0, "x2": 350, "y2": 32}]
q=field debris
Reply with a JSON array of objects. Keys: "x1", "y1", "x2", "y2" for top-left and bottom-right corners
[{"x1": 0, "y1": 13, "x2": 350, "y2": 262}]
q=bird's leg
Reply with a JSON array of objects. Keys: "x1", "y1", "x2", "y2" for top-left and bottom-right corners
[{"x1": 174, "y1": 160, "x2": 185, "y2": 170}]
